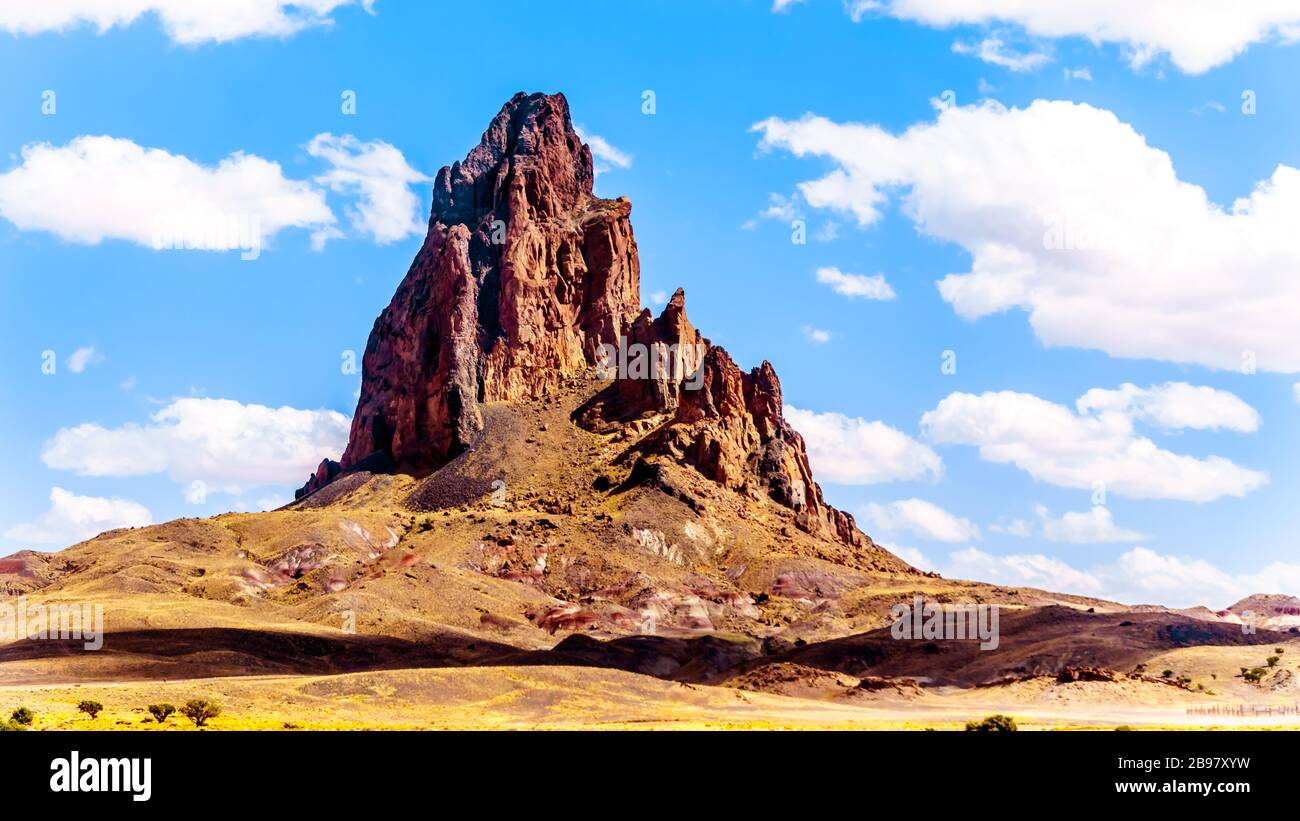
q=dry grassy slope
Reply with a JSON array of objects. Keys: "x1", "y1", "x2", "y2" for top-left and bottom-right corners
[
  {"x1": 0, "y1": 666, "x2": 969, "y2": 730},
  {"x1": 747, "y1": 605, "x2": 1297, "y2": 688},
  {"x1": 0, "y1": 376, "x2": 1266, "y2": 700}
]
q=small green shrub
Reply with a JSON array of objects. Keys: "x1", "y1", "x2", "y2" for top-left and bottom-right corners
[
  {"x1": 77, "y1": 700, "x2": 103, "y2": 719},
  {"x1": 181, "y1": 699, "x2": 220, "y2": 727},
  {"x1": 965, "y1": 714, "x2": 1017, "y2": 732},
  {"x1": 147, "y1": 703, "x2": 176, "y2": 723},
  {"x1": 9, "y1": 707, "x2": 33, "y2": 726}
]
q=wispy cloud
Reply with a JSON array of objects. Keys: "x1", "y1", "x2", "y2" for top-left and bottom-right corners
[
  {"x1": 953, "y1": 35, "x2": 1051, "y2": 72},
  {"x1": 575, "y1": 125, "x2": 632, "y2": 174},
  {"x1": 801, "y1": 325, "x2": 831, "y2": 344},
  {"x1": 815, "y1": 266, "x2": 895, "y2": 301},
  {"x1": 65, "y1": 346, "x2": 101, "y2": 374}
]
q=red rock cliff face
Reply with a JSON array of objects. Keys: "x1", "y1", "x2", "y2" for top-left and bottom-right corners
[
  {"x1": 575, "y1": 290, "x2": 861, "y2": 545},
  {"x1": 296, "y1": 92, "x2": 863, "y2": 545},
  {"x1": 322, "y1": 92, "x2": 641, "y2": 483}
]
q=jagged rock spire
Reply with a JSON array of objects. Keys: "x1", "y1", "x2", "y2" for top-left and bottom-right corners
[{"x1": 295, "y1": 92, "x2": 863, "y2": 546}]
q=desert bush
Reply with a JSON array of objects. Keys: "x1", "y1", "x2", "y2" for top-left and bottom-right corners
[
  {"x1": 965, "y1": 714, "x2": 1017, "y2": 732},
  {"x1": 1267, "y1": 656, "x2": 1280, "y2": 668},
  {"x1": 10, "y1": 707, "x2": 32, "y2": 726},
  {"x1": 181, "y1": 699, "x2": 220, "y2": 727},
  {"x1": 77, "y1": 700, "x2": 103, "y2": 719},
  {"x1": 147, "y1": 703, "x2": 176, "y2": 723}
]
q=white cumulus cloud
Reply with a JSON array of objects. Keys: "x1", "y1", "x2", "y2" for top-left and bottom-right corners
[
  {"x1": 0, "y1": 0, "x2": 374, "y2": 45},
  {"x1": 41, "y1": 397, "x2": 350, "y2": 494},
  {"x1": 1076, "y1": 382, "x2": 1260, "y2": 433},
  {"x1": 945, "y1": 547, "x2": 1104, "y2": 595},
  {"x1": 4, "y1": 487, "x2": 152, "y2": 546},
  {"x1": 847, "y1": 0, "x2": 1300, "y2": 73},
  {"x1": 865, "y1": 498, "x2": 979, "y2": 542},
  {"x1": 940, "y1": 545, "x2": 1300, "y2": 610},
  {"x1": 753, "y1": 100, "x2": 1300, "y2": 373},
  {"x1": 920, "y1": 389, "x2": 1267, "y2": 502},
  {"x1": 308, "y1": 133, "x2": 430, "y2": 244},
  {"x1": 1035, "y1": 504, "x2": 1147, "y2": 543},
  {"x1": 0, "y1": 135, "x2": 335, "y2": 250},
  {"x1": 785, "y1": 404, "x2": 942, "y2": 484}
]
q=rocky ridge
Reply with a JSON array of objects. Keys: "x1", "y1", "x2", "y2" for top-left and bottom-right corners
[{"x1": 297, "y1": 92, "x2": 864, "y2": 546}]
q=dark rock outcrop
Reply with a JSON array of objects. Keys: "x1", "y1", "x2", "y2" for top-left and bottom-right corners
[{"x1": 295, "y1": 458, "x2": 341, "y2": 500}]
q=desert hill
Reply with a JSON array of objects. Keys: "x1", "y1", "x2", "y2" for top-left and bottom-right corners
[{"x1": 3, "y1": 92, "x2": 1298, "y2": 729}]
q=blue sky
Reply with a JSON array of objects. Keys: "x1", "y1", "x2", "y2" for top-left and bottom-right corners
[{"x1": 3, "y1": 0, "x2": 1300, "y2": 608}]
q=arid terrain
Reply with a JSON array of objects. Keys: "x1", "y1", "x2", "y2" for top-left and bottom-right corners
[{"x1": 4, "y1": 92, "x2": 1298, "y2": 730}]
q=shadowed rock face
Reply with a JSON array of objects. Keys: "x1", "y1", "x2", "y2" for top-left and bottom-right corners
[{"x1": 295, "y1": 91, "x2": 863, "y2": 545}]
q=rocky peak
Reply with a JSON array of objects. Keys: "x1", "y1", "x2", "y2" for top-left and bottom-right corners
[
  {"x1": 295, "y1": 92, "x2": 865, "y2": 546},
  {"x1": 430, "y1": 91, "x2": 594, "y2": 225},
  {"x1": 305, "y1": 91, "x2": 640, "y2": 491}
]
